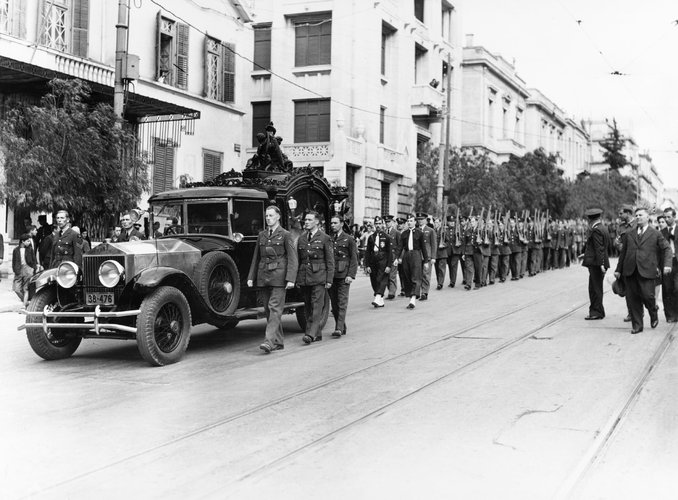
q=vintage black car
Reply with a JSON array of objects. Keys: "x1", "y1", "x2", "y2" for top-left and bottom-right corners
[{"x1": 20, "y1": 167, "x2": 348, "y2": 366}]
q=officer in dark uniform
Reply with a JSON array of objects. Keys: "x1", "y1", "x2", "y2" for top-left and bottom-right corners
[
  {"x1": 398, "y1": 214, "x2": 429, "y2": 309},
  {"x1": 247, "y1": 205, "x2": 298, "y2": 354},
  {"x1": 462, "y1": 216, "x2": 477, "y2": 290},
  {"x1": 329, "y1": 215, "x2": 358, "y2": 337},
  {"x1": 487, "y1": 218, "x2": 499, "y2": 285},
  {"x1": 582, "y1": 208, "x2": 610, "y2": 320},
  {"x1": 497, "y1": 219, "x2": 511, "y2": 282},
  {"x1": 49, "y1": 210, "x2": 82, "y2": 268},
  {"x1": 296, "y1": 210, "x2": 335, "y2": 343},
  {"x1": 508, "y1": 217, "x2": 521, "y2": 280},
  {"x1": 365, "y1": 216, "x2": 393, "y2": 307},
  {"x1": 446, "y1": 215, "x2": 464, "y2": 288},
  {"x1": 384, "y1": 215, "x2": 401, "y2": 299},
  {"x1": 416, "y1": 213, "x2": 436, "y2": 300},
  {"x1": 434, "y1": 217, "x2": 449, "y2": 290}
]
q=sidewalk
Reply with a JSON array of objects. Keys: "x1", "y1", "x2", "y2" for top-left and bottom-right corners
[{"x1": 0, "y1": 256, "x2": 24, "y2": 314}]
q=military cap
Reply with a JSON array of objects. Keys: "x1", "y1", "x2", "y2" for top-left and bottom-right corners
[
  {"x1": 374, "y1": 215, "x2": 384, "y2": 223},
  {"x1": 415, "y1": 212, "x2": 428, "y2": 219},
  {"x1": 396, "y1": 217, "x2": 406, "y2": 224},
  {"x1": 383, "y1": 215, "x2": 394, "y2": 222},
  {"x1": 446, "y1": 215, "x2": 455, "y2": 222},
  {"x1": 584, "y1": 208, "x2": 603, "y2": 219},
  {"x1": 620, "y1": 204, "x2": 634, "y2": 214}
]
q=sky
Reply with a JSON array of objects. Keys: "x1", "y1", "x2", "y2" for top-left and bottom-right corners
[{"x1": 462, "y1": 0, "x2": 678, "y2": 187}]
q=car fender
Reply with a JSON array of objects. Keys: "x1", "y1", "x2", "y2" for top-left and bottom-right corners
[{"x1": 29, "y1": 268, "x2": 58, "y2": 296}]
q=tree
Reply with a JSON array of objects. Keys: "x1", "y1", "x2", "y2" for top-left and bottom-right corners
[
  {"x1": 599, "y1": 118, "x2": 627, "y2": 171},
  {"x1": 0, "y1": 79, "x2": 149, "y2": 239},
  {"x1": 563, "y1": 170, "x2": 635, "y2": 219},
  {"x1": 414, "y1": 141, "x2": 440, "y2": 215}
]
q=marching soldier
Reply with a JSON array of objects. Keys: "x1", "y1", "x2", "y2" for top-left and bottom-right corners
[
  {"x1": 508, "y1": 217, "x2": 521, "y2": 280},
  {"x1": 384, "y1": 215, "x2": 401, "y2": 299},
  {"x1": 398, "y1": 214, "x2": 429, "y2": 309},
  {"x1": 487, "y1": 218, "x2": 499, "y2": 285},
  {"x1": 446, "y1": 215, "x2": 464, "y2": 288},
  {"x1": 247, "y1": 205, "x2": 298, "y2": 354},
  {"x1": 329, "y1": 215, "x2": 358, "y2": 337},
  {"x1": 396, "y1": 217, "x2": 408, "y2": 296},
  {"x1": 296, "y1": 211, "x2": 335, "y2": 344},
  {"x1": 434, "y1": 217, "x2": 449, "y2": 290},
  {"x1": 416, "y1": 213, "x2": 437, "y2": 300},
  {"x1": 527, "y1": 217, "x2": 540, "y2": 276},
  {"x1": 462, "y1": 216, "x2": 477, "y2": 290},
  {"x1": 365, "y1": 216, "x2": 393, "y2": 308},
  {"x1": 497, "y1": 219, "x2": 511, "y2": 283}
]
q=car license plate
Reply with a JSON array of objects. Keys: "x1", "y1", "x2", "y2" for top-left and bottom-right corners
[{"x1": 85, "y1": 292, "x2": 115, "y2": 306}]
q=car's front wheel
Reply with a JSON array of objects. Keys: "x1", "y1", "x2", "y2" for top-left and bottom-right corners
[
  {"x1": 25, "y1": 287, "x2": 82, "y2": 360},
  {"x1": 136, "y1": 287, "x2": 192, "y2": 366}
]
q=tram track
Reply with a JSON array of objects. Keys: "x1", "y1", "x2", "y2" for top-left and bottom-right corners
[
  {"x1": 554, "y1": 324, "x2": 677, "y2": 499},
  {"x1": 31, "y1": 286, "x2": 587, "y2": 498}
]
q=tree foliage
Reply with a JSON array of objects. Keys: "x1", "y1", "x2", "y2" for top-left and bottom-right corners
[
  {"x1": 563, "y1": 171, "x2": 635, "y2": 219},
  {"x1": 414, "y1": 141, "x2": 440, "y2": 215},
  {"x1": 0, "y1": 79, "x2": 149, "y2": 238},
  {"x1": 599, "y1": 118, "x2": 627, "y2": 171}
]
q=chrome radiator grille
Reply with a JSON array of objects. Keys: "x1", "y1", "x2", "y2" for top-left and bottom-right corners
[{"x1": 82, "y1": 255, "x2": 126, "y2": 300}]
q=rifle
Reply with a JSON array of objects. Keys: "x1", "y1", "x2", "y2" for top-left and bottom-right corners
[
  {"x1": 545, "y1": 210, "x2": 551, "y2": 241},
  {"x1": 503, "y1": 210, "x2": 510, "y2": 244},
  {"x1": 535, "y1": 209, "x2": 542, "y2": 243},
  {"x1": 476, "y1": 207, "x2": 485, "y2": 244},
  {"x1": 493, "y1": 209, "x2": 500, "y2": 245},
  {"x1": 455, "y1": 206, "x2": 462, "y2": 247}
]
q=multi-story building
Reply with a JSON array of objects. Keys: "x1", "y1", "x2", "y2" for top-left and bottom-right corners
[
  {"x1": 246, "y1": 0, "x2": 463, "y2": 221},
  {"x1": 461, "y1": 35, "x2": 529, "y2": 162},
  {"x1": 0, "y1": 0, "x2": 253, "y2": 238},
  {"x1": 460, "y1": 37, "x2": 590, "y2": 179}
]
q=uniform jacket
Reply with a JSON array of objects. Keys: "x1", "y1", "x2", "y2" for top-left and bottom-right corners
[
  {"x1": 332, "y1": 231, "x2": 358, "y2": 280},
  {"x1": 582, "y1": 222, "x2": 610, "y2": 269},
  {"x1": 508, "y1": 226, "x2": 521, "y2": 253},
  {"x1": 616, "y1": 225, "x2": 672, "y2": 279},
  {"x1": 50, "y1": 226, "x2": 82, "y2": 268},
  {"x1": 366, "y1": 230, "x2": 393, "y2": 269},
  {"x1": 247, "y1": 225, "x2": 298, "y2": 287},
  {"x1": 387, "y1": 227, "x2": 402, "y2": 261},
  {"x1": 447, "y1": 225, "x2": 464, "y2": 255},
  {"x1": 435, "y1": 226, "x2": 449, "y2": 259},
  {"x1": 13, "y1": 245, "x2": 36, "y2": 275},
  {"x1": 421, "y1": 225, "x2": 437, "y2": 260},
  {"x1": 399, "y1": 227, "x2": 429, "y2": 261},
  {"x1": 296, "y1": 229, "x2": 335, "y2": 286},
  {"x1": 462, "y1": 227, "x2": 476, "y2": 255},
  {"x1": 119, "y1": 227, "x2": 146, "y2": 242}
]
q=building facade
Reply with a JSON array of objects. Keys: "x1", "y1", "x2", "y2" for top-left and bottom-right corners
[
  {"x1": 246, "y1": 0, "x2": 463, "y2": 221},
  {"x1": 0, "y1": 0, "x2": 253, "y2": 238}
]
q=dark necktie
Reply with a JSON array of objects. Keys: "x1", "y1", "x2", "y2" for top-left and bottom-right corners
[
  {"x1": 307, "y1": 231, "x2": 312, "y2": 241},
  {"x1": 268, "y1": 229, "x2": 272, "y2": 237}
]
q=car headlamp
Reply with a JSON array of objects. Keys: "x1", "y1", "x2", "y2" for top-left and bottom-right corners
[
  {"x1": 56, "y1": 262, "x2": 80, "y2": 288},
  {"x1": 98, "y1": 260, "x2": 125, "y2": 288},
  {"x1": 232, "y1": 232, "x2": 244, "y2": 243}
]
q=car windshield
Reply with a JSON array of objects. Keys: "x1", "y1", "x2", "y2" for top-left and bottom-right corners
[{"x1": 152, "y1": 203, "x2": 184, "y2": 236}]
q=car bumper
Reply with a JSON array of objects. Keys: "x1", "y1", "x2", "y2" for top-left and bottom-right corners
[{"x1": 19, "y1": 306, "x2": 141, "y2": 335}]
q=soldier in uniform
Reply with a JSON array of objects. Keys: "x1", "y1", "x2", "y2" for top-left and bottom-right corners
[
  {"x1": 119, "y1": 212, "x2": 146, "y2": 242},
  {"x1": 365, "y1": 216, "x2": 393, "y2": 308},
  {"x1": 416, "y1": 213, "x2": 437, "y2": 300},
  {"x1": 508, "y1": 217, "x2": 522, "y2": 280},
  {"x1": 446, "y1": 215, "x2": 464, "y2": 288},
  {"x1": 384, "y1": 215, "x2": 401, "y2": 299},
  {"x1": 50, "y1": 210, "x2": 82, "y2": 269},
  {"x1": 527, "y1": 217, "x2": 540, "y2": 276},
  {"x1": 433, "y1": 217, "x2": 449, "y2": 289},
  {"x1": 398, "y1": 214, "x2": 429, "y2": 309},
  {"x1": 478, "y1": 217, "x2": 491, "y2": 287},
  {"x1": 497, "y1": 219, "x2": 511, "y2": 282},
  {"x1": 329, "y1": 215, "x2": 358, "y2": 337},
  {"x1": 396, "y1": 217, "x2": 408, "y2": 296},
  {"x1": 247, "y1": 205, "x2": 298, "y2": 354},
  {"x1": 296, "y1": 211, "x2": 335, "y2": 344},
  {"x1": 487, "y1": 218, "x2": 500, "y2": 285},
  {"x1": 462, "y1": 216, "x2": 477, "y2": 290}
]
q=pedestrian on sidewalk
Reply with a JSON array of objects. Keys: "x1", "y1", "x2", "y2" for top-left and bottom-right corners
[
  {"x1": 582, "y1": 208, "x2": 610, "y2": 320},
  {"x1": 13, "y1": 233, "x2": 37, "y2": 307},
  {"x1": 614, "y1": 207, "x2": 673, "y2": 334},
  {"x1": 247, "y1": 205, "x2": 298, "y2": 354}
]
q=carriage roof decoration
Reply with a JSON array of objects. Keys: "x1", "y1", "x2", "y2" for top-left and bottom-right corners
[{"x1": 186, "y1": 122, "x2": 350, "y2": 218}]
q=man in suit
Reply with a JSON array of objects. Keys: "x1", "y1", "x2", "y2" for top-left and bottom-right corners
[
  {"x1": 582, "y1": 208, "x2": 610, "y2": 320},
  {"x1": 615, "y1": 207, "x2": 673, "y2": 334},
  {"x1": 329, "y1": 215, "x2": 358, "y2": 337},
  {"x1": 365, "y1": 216, "x2": 393, "y2": 308},
  {"x1": 296, "y1": 210, "x2": 335, "y2": 343},
  {"x1": 247, "y1": 205, "x2": 298, "y2": 354},
  {"x1": 416, "y1": 213, "x2": 436, "y2": 300},
  {"x1": 384, "y1": 215, "x2": 401, "y2": 299},
  {"x1": 398, "y1": 214, "x2": 429, "y2": 309},
  {"x1": 660, "y1": 207, "x2": 678, "y2": 322},
  {"x1": 119, "y1": 212, "x2": 146, "y2": 242}
]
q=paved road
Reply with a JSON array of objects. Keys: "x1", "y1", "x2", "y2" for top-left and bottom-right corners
[{"x1": 1, "y1": 263, "x2": 676, "y2": 499}]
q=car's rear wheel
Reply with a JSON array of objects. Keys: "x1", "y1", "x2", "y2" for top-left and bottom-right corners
[
  {"x1": 136, "y1": 287, "x2": 191, "y2": 366},
  {"x1": 25, "y1": 287, "x2": 82, "y2": 360},
  {"x1": 195, "y1": 252, "x2": 240, "y2": 316}
]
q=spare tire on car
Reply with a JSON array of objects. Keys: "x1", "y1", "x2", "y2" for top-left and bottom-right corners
[{"x1": 194, "y1": 252, "x2": 240, "y2": 316}]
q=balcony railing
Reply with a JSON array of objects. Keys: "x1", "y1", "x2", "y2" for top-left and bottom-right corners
[{"x1": 411, "y1": 83, "x2": 444, "y2": 117}]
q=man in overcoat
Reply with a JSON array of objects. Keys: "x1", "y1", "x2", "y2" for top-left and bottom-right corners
[
  {"x1": 660, "y1": 207, "x2": 678, "y2": 322},
  {"x1": 614, "y1": 207, "x2": 672, "y2": 334}
]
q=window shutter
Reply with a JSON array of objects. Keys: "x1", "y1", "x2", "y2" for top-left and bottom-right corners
[
  {"x1": 319, "y1": 21, "x2": 331, "y2": 65},
  {"x1": 203, "y1": 151, "x2": 222, "y2": 180},
  {"x1": 39, "y1": 0, "x2": 48, "y2": 46},
  {"x1": 294, "y1": 100, "x2": 307, "y2": 143},
  {"x1": 176, "y1": 22, "x2": 189, "y2": 89},
  {"x1": 155, "y1": 11, "x2": 162, "y2": 80},
  {"x1": 251, "y1": 101, "x2": 271, "y2": 146},
  {"x1": 71, "y1": 0, "x2": 88, "y2": 58},
  {"x1": 202, "y1": 35, "x2": 209, "y2": 97},
  {"x1": 294, "y1": 25, "x2": 308, "y2": 66},
  {"x1": 12, "y1": 0, "x2": 27, "y2": 38},
  {"x1": 253, "y1": 26, "x2": 271, "y2": 70},
  {"x1": 222, "y1": 42, "x2": 235, "y2": 103},
  {"x1": 153, "y1": 140, "x2": 175, "y2": 193}
]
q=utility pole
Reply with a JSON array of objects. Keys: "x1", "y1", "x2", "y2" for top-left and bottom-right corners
[
  {"x1": 436, "y1": 53, "x2": 453, "y2": 216},
  {"x1": 114, "y1": 0, "x2": 130, "y2": 127}
]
